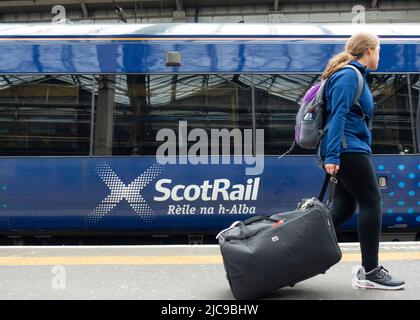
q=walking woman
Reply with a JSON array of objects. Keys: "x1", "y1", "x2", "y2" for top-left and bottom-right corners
[{"x1": 319, "y1": 32, "x2": 405, "y2": 290}]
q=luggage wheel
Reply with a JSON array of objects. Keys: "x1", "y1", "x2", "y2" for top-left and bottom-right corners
[{"x1": 289, "y1": 283, "x2": 295, "y2": 288}]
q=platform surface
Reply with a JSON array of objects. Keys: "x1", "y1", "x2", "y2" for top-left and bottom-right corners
[{"x1": 0, "y1": 242, "x2": 419, "y2": 300}]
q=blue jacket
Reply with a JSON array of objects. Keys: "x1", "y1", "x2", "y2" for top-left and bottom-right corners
[{"x1": 320, "y1": 60, "x2": 375, "y2": 165}]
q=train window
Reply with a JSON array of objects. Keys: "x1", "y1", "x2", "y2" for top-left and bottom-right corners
[
  {"x1": 254, "y1": 73, "x2": 420, "y2": 155},
  {"x1": 253, "y1": 74, "x2": 321, "y2": 155},
  {"x1": 369, "y1": 73, "x2": 419, "y2": 154},
  {"x1": 0, "y1": 74, "x2": 93, "y2": 156},
  {"x1": 94, "y1": 74, "x2": 253, "y2": 156}
]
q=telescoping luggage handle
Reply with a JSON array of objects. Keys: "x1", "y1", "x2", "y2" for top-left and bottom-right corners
[{"x1": 318, "y1": 172, "x2": 338, "y2": 209}]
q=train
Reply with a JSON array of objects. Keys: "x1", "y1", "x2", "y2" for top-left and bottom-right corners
[{"x1": 0, "y1": 23, "x2": 419, "y2": 244}]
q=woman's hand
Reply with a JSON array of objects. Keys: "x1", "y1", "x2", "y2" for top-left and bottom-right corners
[{"x1": 324, "y1": 163, "x2": 340, "y2": 175}]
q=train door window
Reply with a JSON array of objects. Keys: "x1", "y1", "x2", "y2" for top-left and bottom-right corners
[
  {"x1": 94, "y1": 74, "x2": 253, "y2": 156},
  {"x1": 411, "y1": 74, "x2": 420, "y2": 154},
  {"x1": 368, "y1": 73, "x2": 418, "y2": 154},
  {"x1": 0, "y1": 74, "x2": 93, "y2": 156}
]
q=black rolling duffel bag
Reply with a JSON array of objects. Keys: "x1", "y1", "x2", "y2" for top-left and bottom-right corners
[{"x1": 216, "y1": 173, "x2": 342, "y2": 300}]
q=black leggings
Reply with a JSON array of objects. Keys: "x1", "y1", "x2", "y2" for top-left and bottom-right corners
[{"x1": 328, "y1": 152, "x2": 382, "y2": 272}]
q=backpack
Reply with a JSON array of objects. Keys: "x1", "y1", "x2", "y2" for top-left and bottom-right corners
[{"x1": 279, "y1": 64, "x2": 366, "y2": 167}]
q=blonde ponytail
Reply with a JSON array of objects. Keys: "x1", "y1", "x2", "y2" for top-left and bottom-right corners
[{"x1": 322, "y1": 32, "x2": 379, "y2": 80}]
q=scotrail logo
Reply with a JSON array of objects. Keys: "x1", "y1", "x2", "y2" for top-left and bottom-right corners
[{"x1": 89, "y1": 162, "x2": 165, "y2": 223}]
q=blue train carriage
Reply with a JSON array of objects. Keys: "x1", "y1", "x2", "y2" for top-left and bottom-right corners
[{"x1": 0, "y1": 23, "x2": 419, "y2": 243}]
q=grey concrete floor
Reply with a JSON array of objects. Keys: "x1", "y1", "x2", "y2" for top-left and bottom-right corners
[{"x1": 0, "y1": 243, "x2": 419, "y2": 300}]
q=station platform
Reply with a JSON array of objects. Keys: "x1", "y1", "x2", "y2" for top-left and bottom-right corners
[{"x1": 0, "y1": 242, "x2": 419, "y2": 300}]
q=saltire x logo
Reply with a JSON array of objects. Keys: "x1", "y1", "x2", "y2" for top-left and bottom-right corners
[{"x1": 89, "y1": 162, "x2": 164, "y2": 223}]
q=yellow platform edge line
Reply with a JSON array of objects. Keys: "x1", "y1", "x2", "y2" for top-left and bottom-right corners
[{"x1": 0, "y1": 252, "x2": 419, "y2": 266}]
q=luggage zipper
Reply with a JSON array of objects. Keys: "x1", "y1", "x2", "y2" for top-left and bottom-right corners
[
  {"x1": 318, "y1": 205, "x2": 342, "y2": 253},
  {"x1": 318, "y1": 204, "x2": 332, "y2": 227},
  {"x1": 272, "y1": 219, "x2": 285, "y2": 227},
  {"x1": 250, "y1": 209, "x2": 312, "y2": 243},
  {"x1": 215, "y1": 220, "x2": 243, "y2": 240}
]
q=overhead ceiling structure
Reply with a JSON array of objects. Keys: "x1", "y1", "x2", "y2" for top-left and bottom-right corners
[
  {"x1": 1, "y1": 0, "x2": 420, "y2": 23},
  {"x1": 0, "y1": 73, "x2": 320, "y2": 109}
]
